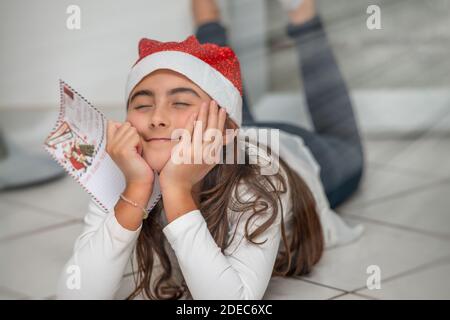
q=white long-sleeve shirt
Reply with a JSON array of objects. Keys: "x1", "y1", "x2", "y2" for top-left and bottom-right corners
[{"x1": 57, "y1": 128, "x2": 364, "y2": 300}]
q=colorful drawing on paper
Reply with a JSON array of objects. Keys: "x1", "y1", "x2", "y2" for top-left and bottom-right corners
[{"x1": 45, "y1": 121, "x2": 95, "y2": 179}]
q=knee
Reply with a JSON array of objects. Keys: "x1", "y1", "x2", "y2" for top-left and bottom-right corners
[
  {"x1": 323, "y1": 143, "x2": 365, "y2": 209},
  {"x1": 195, "y1": 21, "x2": 228, "y2": 46},
  {"x1": 326, "y1": 163, "x2": 364, "y2": 209}
]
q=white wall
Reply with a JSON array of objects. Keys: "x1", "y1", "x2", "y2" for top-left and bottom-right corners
[
  {"x1": 0, "y1": 0, "x2": 197, "y2": 110},
  {"x1": 0, "y1": 0, "x2": 268, "y2": 111}
]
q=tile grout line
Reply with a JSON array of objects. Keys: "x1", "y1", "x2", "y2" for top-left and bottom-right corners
[
  {"x1": 320, "y1": 255, "x2": 450, "y2": 300},
  {"x1": 350, "y1": 292, "x2": 380, "y2": 300},
  {"x1": 293, "y1": 277, "x2": 349, "y2": 294},
  {"x1": 327, "y1": 292, "x2": 349, "y2": 300},
  {"x1": 349, "y1": 254, "x2": 450, "y2": 295},
  {"x1": 340, "y1": 176, "x2": 450, "y2": 213},
  {"x1": 343, "y1": 213, "x2": 450, "y2": 242},
  {"x1": 380, "y1": 110, "x2": 450, "y2": 166},
  {"x1": 328, "y1": 291, "x2": 379, "y2": 300}
]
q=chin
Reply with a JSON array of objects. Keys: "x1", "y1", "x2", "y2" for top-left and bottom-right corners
[{"x1": 144, "y1": 152, "x2": 170, "y2": 174}]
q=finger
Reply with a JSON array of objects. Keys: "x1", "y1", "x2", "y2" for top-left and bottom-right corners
[
  {"x1": 115, "y1": 121, "x2": 132, "y2": 139},
  {"x1": 206, "y1": 100, "x2": 219, "y2": 132},
  {"x1": 113, "y1": 120, "x2": 122, "y2": 129},
  {"x1": 198, "y1": 101, "x2": 208, "y2": 135},
  {"x1": 126, "y1": 133, "x2": 142, "y2": 155},
  {"x1": 121, "y1": 130, "x2": 143, "y2": 155},
  {"x1": 193, "y1": 111, "x2": 203, "y2": 147},
  {"x1": 217, "y1": 107, "x2": 227, "y2": 142},
  {"x1": 116, "y1": 126, "x2": 138, "y2": 149},
  {"x1": 107, "y1": 120, "x2": 122, "y2": 153},
  {"x1": 181, "y1": 112, "x2": 197, "y2": 143},
  {"x1": 107, "y1": 120, "x2": 119, "y2": 140},
  {"x1": 192, "y1": 110, "x2": 205, "y2": 165}
]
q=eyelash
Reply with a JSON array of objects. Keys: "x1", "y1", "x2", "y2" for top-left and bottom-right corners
[
  {"x1": 135, "y1": 102, "x2": 190, "y2": 109},
  {"x1": 135, "y1": 105, "x2": 151, "y2": 109}
]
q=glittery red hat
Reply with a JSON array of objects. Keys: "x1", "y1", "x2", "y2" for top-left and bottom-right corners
[{"x1": 125, "y1": 35, "x2": 243, "y2": 127}]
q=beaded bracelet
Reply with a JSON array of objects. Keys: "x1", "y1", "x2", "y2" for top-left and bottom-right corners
[{"x1": 119, "y1": 194, "x2": 149, "y2": 219}]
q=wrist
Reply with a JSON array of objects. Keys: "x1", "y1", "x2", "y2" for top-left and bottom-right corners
[
  {"x1": 162, "y1": 189, "x2": 197, "y2": 224},
  {"x1": 160, "y1": 180, "x2": 192, "y2": 195},
  {"x1": 114, "y1": 184, "x2": 152, "y2": 231},
  {"x1": 124, "y1": 183, "x2": 153, "y2": 205}
]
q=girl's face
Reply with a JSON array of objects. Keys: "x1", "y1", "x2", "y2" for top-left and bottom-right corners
[{"x1": 126, "y1": 69, "x2": 214, "y2": 173}]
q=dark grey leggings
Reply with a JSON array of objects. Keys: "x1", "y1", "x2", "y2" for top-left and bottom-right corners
[{"x1": 195, "y1": 16, "x2": 364, "y2": 209}]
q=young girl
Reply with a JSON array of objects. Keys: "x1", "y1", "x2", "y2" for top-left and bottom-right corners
[{"x1": 57, "y1": 0, "x2": 364, "y2": 300}]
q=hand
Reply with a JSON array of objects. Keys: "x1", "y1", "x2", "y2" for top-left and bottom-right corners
[
  {"x1": 106, "y1": 120, "x2": 155, "y2": 188},
  {"x1": 159, "y1": 100, "x2": 233, "y2": 193}
]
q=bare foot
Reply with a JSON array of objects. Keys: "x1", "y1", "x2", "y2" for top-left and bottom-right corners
[
  {"x1": 192, "y1": 0, "x2": 221, "y2": 27},
  {"x1": 287, "y1": 0, "x2": 316, "y2": 25}
]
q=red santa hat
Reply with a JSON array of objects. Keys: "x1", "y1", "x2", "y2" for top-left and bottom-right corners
[{"x1": 125, "y1": 35, "x2": 243, "y2": 127}]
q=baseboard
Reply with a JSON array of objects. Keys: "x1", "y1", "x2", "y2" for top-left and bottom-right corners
[{"x1": 253, "y1": 89, "x2": 450, "y2": 138}]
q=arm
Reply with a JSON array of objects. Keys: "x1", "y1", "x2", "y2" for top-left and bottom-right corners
[
  {"x1": 162, "y1": 182, "x2": 287, "y2": 300},
  {"x1": 56, "y1": 184, "x2": 150, "y2": 299}
]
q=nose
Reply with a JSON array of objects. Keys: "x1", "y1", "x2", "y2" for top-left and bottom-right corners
[{"x1": 149, "y1": 105, "x2": 169, "y2": 128}]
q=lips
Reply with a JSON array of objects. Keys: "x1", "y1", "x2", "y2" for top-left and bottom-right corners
[{"x1": 145, "y1": 137, "x2": 180, "y2": 142}]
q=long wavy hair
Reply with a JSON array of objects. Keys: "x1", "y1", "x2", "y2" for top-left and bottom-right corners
[{"x1": 126, "y1": 119, "x2": 324, "y2": 300}]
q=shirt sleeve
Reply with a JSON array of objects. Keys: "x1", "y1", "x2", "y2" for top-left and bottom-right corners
[
  {"x1": 162, "y1": 180, "x2": 287, "y2": 300},
  {"x1": 56, "y1": 199, "x2": 142, "y2": 299}
]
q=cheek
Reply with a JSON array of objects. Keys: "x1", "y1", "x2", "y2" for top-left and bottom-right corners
[
  {"x1": 126, "y1": 114, "x2": 146, "y2": 130},
  {"x1": 175, "y1": 116, "x2": 188, "y2": 128},
  {"x1": 175, "y1": 109, "x2": 200, "y2": 128}
]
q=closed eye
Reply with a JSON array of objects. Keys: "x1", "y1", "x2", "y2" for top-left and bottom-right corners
[
  {"x1": 173, "y1": 102, "x2": 191, "y2": 106},
  {"x1": 135, "y1": 105, "x2": 152, "y2": 109}
]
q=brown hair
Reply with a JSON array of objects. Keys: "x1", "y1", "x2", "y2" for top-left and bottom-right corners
[{"x1": 127, "y1": 120, "x2": 324, "y2": 300}]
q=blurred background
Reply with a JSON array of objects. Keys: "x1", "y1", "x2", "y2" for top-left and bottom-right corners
[{"x1": 0, "y1": 0, "x2": 449, "y2": 299}]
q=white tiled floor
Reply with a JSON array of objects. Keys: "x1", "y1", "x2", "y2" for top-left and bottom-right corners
[
  {"x1": 298, "y1": 217, "x2": 450, "y2": 292},
  {"x1": 0, "y1": 286, "x2": 28, "y2": 300},
  {"x1": 0, "y1": 200, "x2": 70, "y2": 241},
  {"x1": 1, "y1": 132, "x2": 449, "y2": 299},
  {"x1": 356, "y1": 260, "x2": 450, "y2": 300},
  {"x1": 341, "y1": 182, "x2": 450, "y2": 238},
  {"x1": 0, "y1": 223, "x2": 84, "y2": 299},
  {"x1": 262, "y1": 277, "x2": 343, "y2": 300},
  {"x1": 336, "y1": 164, "x2": 439, "y2": 209},
  {"x1": 331, "y1": 293, "x2": 371, "y2": 300},
  {"x1": 0, "y1": 176, "x2": 91, "y2": 220}
]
